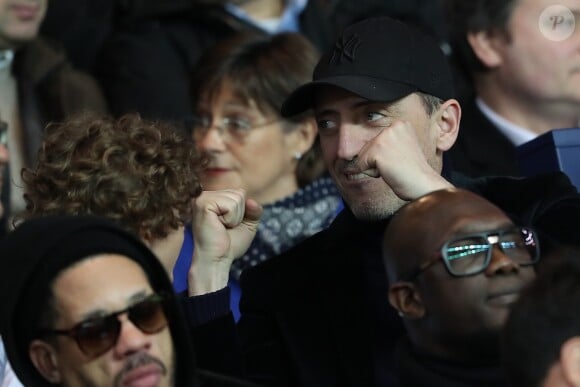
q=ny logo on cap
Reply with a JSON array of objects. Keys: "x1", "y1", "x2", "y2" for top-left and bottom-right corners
[{"x1": 329, "y1": 34, "x2": 361, "y2": 65}]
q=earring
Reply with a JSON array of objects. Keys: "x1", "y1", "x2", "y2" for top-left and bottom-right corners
[{"x1": 294, "y1": 152, "x2": 302, "y2": 160}]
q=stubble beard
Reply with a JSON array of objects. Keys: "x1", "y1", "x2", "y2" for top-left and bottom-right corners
[{"x1": 346, "y1": 188, "x2": 407, "y2": 222}]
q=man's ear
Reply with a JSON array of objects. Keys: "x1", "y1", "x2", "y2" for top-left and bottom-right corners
[
  {"x1": 388, "y1": 282, "x2": 425, "y2": 319},
  {"x1": 29, "y1": 340, "x2": 62, "y2": 383},
  {"x1": 466, "y1": 30, "x2": 505, "y2": 69},
  {"x1": 560, "y1": 337, "x2": 580, "y2": 385},
  {"x1": 434, "y1": 99, "x2": 461, "y2": 152}
]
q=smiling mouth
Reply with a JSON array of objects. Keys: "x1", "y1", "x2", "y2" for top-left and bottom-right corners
[
  {"x1": 345, "y1": 173, "x2": 369, "y2": 181},
  {"x1": 344, "y1": 168, "x2": 380, "y2": 181}
]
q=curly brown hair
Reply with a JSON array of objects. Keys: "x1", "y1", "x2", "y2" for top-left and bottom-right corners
[{"x1": 21, "y1": 112, "x2": 203, "y2": 241}]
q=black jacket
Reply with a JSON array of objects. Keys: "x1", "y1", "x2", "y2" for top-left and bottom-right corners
[
  {"x1": 96, "y1": 1, "x2": 334, "y2": 122},
  {"x1": 395, "y1": 338, "x2": 507, "y2": 387},
  {"x1": 449, "y1": 96, "x2": 520, "y2": 178},
  {"x1": 191, "y1": 172, "x2": 580, "y2": 386}
]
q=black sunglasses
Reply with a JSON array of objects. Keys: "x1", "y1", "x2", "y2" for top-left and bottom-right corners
[{"x1": 39, "y1": 292, "x2": 170, "y2": 358}]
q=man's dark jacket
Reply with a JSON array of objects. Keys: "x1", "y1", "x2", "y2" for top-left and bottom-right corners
[
  {"x1": 96, "y1": 1, "x2": 334, "y2": 122},
  {"x1": 191, "y1": 172, "x2": 580, "y2": 386},
  {"x1": 449, "y1": 96, "x2": 520, "y2": 178},
  {"x1": 394, "y1": 338, "x2": 507, "y2": 387}
]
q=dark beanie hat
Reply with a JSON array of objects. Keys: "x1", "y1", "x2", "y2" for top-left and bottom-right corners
[
  {"x1": 281, "y1": 16, "x2": 454, "y2": 117},
  {"x1": 0, "y1": 215, "x2": 184, "y2": 386}
]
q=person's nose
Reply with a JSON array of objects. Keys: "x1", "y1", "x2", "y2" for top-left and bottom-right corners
[
  {"x1": 336, "y1": 123, "x2": 362, "y2": 161},
  {"x1": 194, "y1": 126, "x2": 227, "y2": 152},
  {"x1": 484, "y1": 246, "x2": 520, "y2": 276},
  {"x1": 113, "y1": 315, "x2": 153, "y2": 358}
]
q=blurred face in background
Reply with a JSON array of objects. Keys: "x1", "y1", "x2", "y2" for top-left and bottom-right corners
[
  {"x1": 193, "y1": 81, "x2": 315, "y2": 204},
  {"x1": 0, "y1": 0, "x2": 47, "y2": 49},
  {"x1": 488, "y1": 0, "x2": 580, "y2": 108}
]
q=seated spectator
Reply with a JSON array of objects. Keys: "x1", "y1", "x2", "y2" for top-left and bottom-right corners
[
  {"x1": 96, "y1": 0, "x2": 335, "y2": 122},
  {"x1": 20, "y1": 112, "x2": 203, "y2": 275},
  {"x1": 177, "y1": 32, "x2": 342, "y2": 318},
  {"x1": 0, "y1": 214, "x2": 260, "y2": 386},
  {"x1": 502, "y1": 247, "x2": 580, "y2": 387},
  {"x1": 20, "y1": 112, "x2": 262, "y2": 287},
  {"x1": 181, "y1": 16, "x2": 580, "y2": 386},
  {"x1": 383, "y1": 188, "x2": 540, "y2": 386},
  {"x1": 0, "y1": 0, "x2": 108, "y2": 231},
  {"x1": 13, "y1": 112, "x2": 264, "y2": 383},
  {"x1": 445, "y1": 0, "x2": 580, "y2": 177}
]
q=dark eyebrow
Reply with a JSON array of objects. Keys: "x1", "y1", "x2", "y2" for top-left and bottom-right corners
[{"x1": 78, "y1": 290, "x2": 151, "y2": 321}]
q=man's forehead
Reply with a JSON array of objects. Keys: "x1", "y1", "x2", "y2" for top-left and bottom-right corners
[
  {"x1": 52, "y1": 255, "x2": 153, "y2": 316},
  {"x1": 392, "y1": 190, "x2": 510, "y2": 243}
]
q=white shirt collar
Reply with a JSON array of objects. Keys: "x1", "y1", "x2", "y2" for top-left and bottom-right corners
[
  {"x1": 475, "y1": 97, "x2": 537, "y2": 146},
  {"x1": 0, "y1": 50, "x2": 14, "y2": 71},
  {"x1": 225, "y1": 0, "x2": 308, "y2": 34}
]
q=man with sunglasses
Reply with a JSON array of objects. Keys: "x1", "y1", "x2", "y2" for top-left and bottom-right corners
[
  {"x1": 0, "y1": 215, "x2": 258, "y2": 387},
  {"x1": 383, "y1": 188, "x2": 539, "y2": 386}
]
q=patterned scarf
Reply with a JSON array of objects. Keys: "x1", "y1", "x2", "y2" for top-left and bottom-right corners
[{"x1": 230, "y1": 175, "x2": 342, "y2": 279}]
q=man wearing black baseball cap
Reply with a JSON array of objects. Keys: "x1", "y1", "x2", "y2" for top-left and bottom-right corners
[{"x1": 185, "y1": 15, "x2": 580, "y2": 386}]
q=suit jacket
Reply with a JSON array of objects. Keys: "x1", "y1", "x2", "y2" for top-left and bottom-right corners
[
  {"x1": 191, "y1": 172, "x2": 580, "y2": 387},
  {"x1": 449, "y1": 97, "x2": 520, "y2": 178}
]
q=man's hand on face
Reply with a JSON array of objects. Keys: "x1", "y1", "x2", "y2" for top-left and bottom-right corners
[
  {"x1": 188, "y1": 189, "x2": 263, "y2": 296},
  {"x1": 353, "y1": 120, "x2": 452, "y2": 200}
]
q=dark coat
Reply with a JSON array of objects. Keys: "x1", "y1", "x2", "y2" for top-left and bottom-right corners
[
  {"x1": 193, "y1": 172, "x2": 580, "y2": 387},
  {"x1": 0, "y1": 37, "x2": 108, "y2": 234},
  {"x1": 449, "y1": 96, "x2": 520, "y2": 178},
  {"x1": 394, "y1": 338, "x2": 507, "y2": 387},
  {"x1": 96, "y1": 2, "x2": 335, "y2": 122},
  {"x1": 13, "y1": 38, "x2": 108, "y2": 165}
]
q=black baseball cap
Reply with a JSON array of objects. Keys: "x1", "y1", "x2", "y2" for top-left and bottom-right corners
[{"x1": 281, "y1": 16, "x2": 455, "y2": 117}]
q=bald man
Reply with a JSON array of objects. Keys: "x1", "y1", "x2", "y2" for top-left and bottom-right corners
[{"x1": 383, "y1": 188, "x2": 540, "y2": 387}]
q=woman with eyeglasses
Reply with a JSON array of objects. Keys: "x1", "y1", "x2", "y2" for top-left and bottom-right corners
[{"x1": 174, "y1": 32, "x2": 343, "y2": 320}]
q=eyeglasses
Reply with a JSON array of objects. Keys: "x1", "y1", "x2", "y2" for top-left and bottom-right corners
[
  {"x1": 188, "y1": 114, "x2": 281, "y2": 143},
  {"x1": 39, "y1": 293, "x2": 170, "y2": 358},
  {"x1": 404, "y1": 227, "x2": 540, "y2": 280}
]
